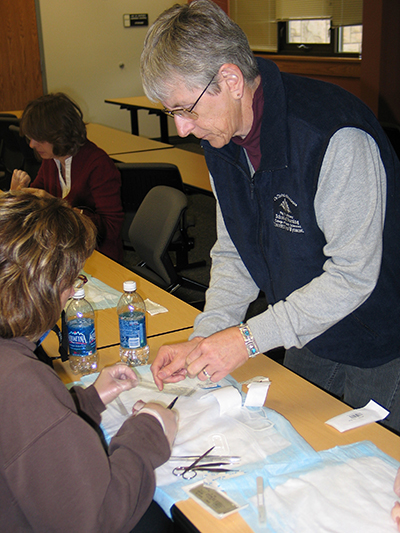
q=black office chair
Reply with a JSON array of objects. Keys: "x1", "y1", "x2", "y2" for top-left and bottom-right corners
[
  {"x1": 116, "y1": 161, "x2": 206, "y2": 272},
  {"x1": 0, "y1": 117, "x2": 22, "y2": 190},
  {"x1": 128, "y1": 186, "x2": 208, "y2": 300},
  {"x1": 8, "y1": 125, "x2": 41, "y2": 180}
]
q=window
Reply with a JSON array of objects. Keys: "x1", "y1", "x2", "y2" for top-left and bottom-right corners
[
  {"x1": 338, "y1": 25, "x2": 362, "y2": 54},
  {"x1": 230, "y1": 0, "x2": 363, "y2": 57},
  {"x1": 279, "y1": 19, "x2": 362, "y2": 56},
  {"x1": 279, "y1": 19, "x2": 334, "y2": 55},
  {"x1": 288, "y1": 19, "x2": 331, "y2": 44}
]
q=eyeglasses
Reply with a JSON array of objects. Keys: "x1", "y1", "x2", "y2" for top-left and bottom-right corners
[
  {"x1": 162, "y1": 76, "x2": 215, "y2": 120},
  {"x1": 74, "y1": 273, "x2": 88, "y2": 290}
]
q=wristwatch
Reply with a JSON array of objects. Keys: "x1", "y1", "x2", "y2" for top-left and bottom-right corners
[{"x1": 237, "y1": 322, "x2": 260, "y2": 358}]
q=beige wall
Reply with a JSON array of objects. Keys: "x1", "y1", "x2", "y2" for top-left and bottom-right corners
[{"x1": 37, "y1": 0, "x2": 182, "y2": 137}]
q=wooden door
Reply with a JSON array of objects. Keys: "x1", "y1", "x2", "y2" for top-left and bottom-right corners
[{"x1": 0, "y1": 0, "x2": 43, "y2": 111}]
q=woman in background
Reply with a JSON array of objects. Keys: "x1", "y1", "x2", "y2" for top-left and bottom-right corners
[
  {"x1": 11, "y1": 92, "x2": 124, "y2": 263},
  {"x1": 0, "y1": 191, "x2": 177, "y2": 532}
]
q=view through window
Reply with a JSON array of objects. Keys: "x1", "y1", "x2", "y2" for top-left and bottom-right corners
[{"x1": 288, "y1": 20, "x2": 362, "y2": 54}]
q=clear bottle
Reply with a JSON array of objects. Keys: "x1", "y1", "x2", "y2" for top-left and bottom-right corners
[
  {"x1": 66, "y1": 288, "x2": 98, "y2": 374},
  {"x1": 117, "y1": 280, "x2": 149, "y2": 366}
]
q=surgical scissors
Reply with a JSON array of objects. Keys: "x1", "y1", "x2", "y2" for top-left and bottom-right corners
[{"x1": 172, "y1": 446, "x2": 233, "y2": 480}]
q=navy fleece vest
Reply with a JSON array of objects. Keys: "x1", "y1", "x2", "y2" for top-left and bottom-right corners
[{"x1": 203, "y1": 58, "x2": 400, "y2": 368}]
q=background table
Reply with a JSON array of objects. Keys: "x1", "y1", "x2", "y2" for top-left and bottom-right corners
[
  {"x1": 86, "y1": 123, "x2": 172, "y2": 156},
  {"x1": 114, "y1": 147, "x2": 212, "y2": 194},
  {"x1": 105, "y1": 96, "x2": 170, "y2": 143},
  {"x1": 0, "y1": 115, "x2": 172, "y2": 154},
  {"x1": 1, "y1": 110, "x2": 23, "y2": 117}
]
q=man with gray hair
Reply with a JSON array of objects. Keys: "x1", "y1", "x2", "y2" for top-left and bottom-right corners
[{"x1": 142, "y1": 0, "x2": 400, "y2": 432}]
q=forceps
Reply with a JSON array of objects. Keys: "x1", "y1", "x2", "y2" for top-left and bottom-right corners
[{"x1": 172, "y1": 446, "x2": 233, "y2": 480}]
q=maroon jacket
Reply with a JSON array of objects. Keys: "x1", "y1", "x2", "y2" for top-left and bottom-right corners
[
  {"x1": 0, "y1": 337, "x2": 170, "y2": 532},
  {"x1": 31, "y1": 140, "x2": 124, "y2": 262}
]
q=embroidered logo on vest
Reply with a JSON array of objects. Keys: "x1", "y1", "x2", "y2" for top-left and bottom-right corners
[{"x1": 273, "y1": 193, "x2": 304, "y2": 234}]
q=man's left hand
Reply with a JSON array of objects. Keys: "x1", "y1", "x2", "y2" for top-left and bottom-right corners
[{"x1": 185, "y1": 326, "x2": 250, "y2": 382}]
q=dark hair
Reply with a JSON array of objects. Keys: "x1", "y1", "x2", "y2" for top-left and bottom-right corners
[
  {"x1": 0, "y1": 191, "x2": 96, "y2": 341},
  {"x1": 20, "y1": 93, "x2": 87, "y2": 157}
]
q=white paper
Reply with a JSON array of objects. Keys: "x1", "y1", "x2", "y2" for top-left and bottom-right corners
[
  {"x1": 250, "y1": 456, "x2": 398, "y2": 533},
  {"x1": 244, "y1": 380, "x2": 271, "y2": 407},
  {"x1": 207, "y1": 386, "x2": 242, "y2": 416},
  {"x1": 144, "y1": 298, "x2": 168, "y2": 315},
  {"x1": 325, "y1": 399, "x2": 390, "y2": 432}
]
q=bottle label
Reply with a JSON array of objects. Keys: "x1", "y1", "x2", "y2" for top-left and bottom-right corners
[
  {"x1": 67, "y1": 318, "x2": 97, "y2": 356},
  {"x1": 119, "y1": 311, "x2": 147, "y2": 349}
]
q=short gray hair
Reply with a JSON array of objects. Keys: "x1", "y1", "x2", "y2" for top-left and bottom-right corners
[{"x1": 140, "y1": 0, "x2": 259, "y2": 102}]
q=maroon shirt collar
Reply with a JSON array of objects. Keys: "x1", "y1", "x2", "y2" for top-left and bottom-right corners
[{"x1": 232, "y1": 81, "x2": 264, "y2": 171}]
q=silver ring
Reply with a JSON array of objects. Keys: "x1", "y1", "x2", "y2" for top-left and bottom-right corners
[{"x1": 203, "y1": 369, "x2": 211, "y2": 378}]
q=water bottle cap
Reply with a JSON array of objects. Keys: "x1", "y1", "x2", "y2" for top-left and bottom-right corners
[
  {"x1": 73, "y1": 288, "x2": 85, "y2": 299},
  {"x1": 123, "y1": 280, "x2": 136, "y2": 292}
]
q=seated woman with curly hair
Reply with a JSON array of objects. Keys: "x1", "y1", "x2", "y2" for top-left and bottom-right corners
[{"x1": 0, "y1": 191, "x2": 177, "y2": 532}]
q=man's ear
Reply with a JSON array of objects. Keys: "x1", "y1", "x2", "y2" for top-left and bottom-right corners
[{"x1": 218, "y1": 63, "x2": 245, "y2": 99}]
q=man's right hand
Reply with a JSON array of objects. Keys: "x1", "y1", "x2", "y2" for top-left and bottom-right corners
[
  {"x1": 11, "y1": 169, "x2": 31, "y2": 190},
  {"x1": 151, "y1": 338, "x2": 203, "y2": 390}
]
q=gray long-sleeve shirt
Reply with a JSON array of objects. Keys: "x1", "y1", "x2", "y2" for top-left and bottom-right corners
[{"x1": 191, "y1": 128, "x2": 386, "y2": 354}]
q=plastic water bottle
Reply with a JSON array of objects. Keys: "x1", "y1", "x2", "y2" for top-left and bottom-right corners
[
  {"x1": 117, "y1": 280, "x2": 149, "y2": 366},
  {"x1": 66, "y1": 288, "x2": 98, "y2": 374}
]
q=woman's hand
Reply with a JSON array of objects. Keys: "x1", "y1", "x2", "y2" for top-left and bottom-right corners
[
  {"x1": 94, "y1": 363, "x2": 139, "y2": 405},
  {"x1": 132, "y1": 400, "x2": 178, "y2": 448},
  {"x1": 392, "y1": 468, "x2": 400, "y2": 530},
  {"x1": 10, "y1": 169, "x2": 31, "y2": 190}
]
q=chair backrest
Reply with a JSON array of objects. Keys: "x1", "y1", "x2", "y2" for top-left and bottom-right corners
[
  {"x1": 0, "y1": 114, "x2": 20, "y2": 135},
  {"x1": 0, "y1": 116, "x2": 21, "y2": 157},
  {"x1": 115, "y1": 161, "x2": 186, "y2": 246},
  {"x1": 116, "y1": 162, "x2": 185, "y2": 213},
  {"x1": 8, "y1": 125, "x2": 41, "y2": 180},
  {"x1": 128, "y1": 185, "x2": 188, "y2": 287},
  {"x1": 0, "y1": 118, "x2": 23, "y2": 189}
]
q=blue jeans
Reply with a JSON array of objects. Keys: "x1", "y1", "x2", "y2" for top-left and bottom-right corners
[{"x1": 284, "y1": 346, "x2": 400, "y2": 434}]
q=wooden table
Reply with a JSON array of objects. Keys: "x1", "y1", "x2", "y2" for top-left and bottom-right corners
[
  {"x1": 42, "y1": 251, "x2": 199, "y2": 352},
  {"x1": 114, "y1": 147, "x2": 212, "y2": 194},
  {"x1": 86, "y1": 123, "x2": 172, "y2": 156},
  {"x1": 51, "y1": 325, "x2": 400, "y2": 532},
  {"x1": 175, "y1": 354, "x2": 400, "y2": 533},
  {"x1": 105, "y1": 96, "x2": 171, "y2": 143},
  {"x1": 48, "y1": 252, "x2": 400, "y2": 533},
  {"x1": 1, "y1": 114, "x2": 172, "y2": 155},
  {"x1": 85, "y1": 252, "x2": 199, "y2": 343},
  {"x1": 0, "y1": 110, "x2": 23, "y2": 118},
  {"x1": 53, "y1": 328, "x2": 193, "y2": 385}
]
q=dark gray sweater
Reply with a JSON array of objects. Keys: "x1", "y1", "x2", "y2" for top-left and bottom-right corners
[{"x1": 0, "y1": 336, "x2": 170, "y2": 532}]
